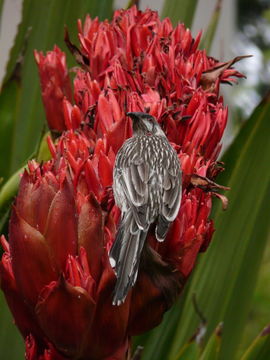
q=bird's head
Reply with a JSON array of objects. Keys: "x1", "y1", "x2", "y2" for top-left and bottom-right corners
[{"x1": 126, "y1": 112, "x2": 165, "y2": 136}]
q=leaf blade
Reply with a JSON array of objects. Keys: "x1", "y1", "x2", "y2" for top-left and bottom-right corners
[{"x1": 161, "y1": 0, "x2": 198, "y2": 27}]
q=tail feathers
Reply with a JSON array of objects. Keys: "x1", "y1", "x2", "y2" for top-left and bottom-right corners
[
  {"x1": 109, "y1": 224, "x2": 124, "y2": 268},
  {"x1": 155, "y1": 215, "x2": 171, "y2": 242},
  {"x1": 109, "y1": 212, "x2": 148, "y2": 306}
]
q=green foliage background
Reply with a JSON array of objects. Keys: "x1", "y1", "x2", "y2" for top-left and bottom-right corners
[{"x1": 0, "y1": 0, "x2": 269, "y2": 359}]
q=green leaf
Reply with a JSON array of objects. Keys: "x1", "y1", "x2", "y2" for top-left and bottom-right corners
[
  {"x1": 200, "y1": 0, "x2": 222, "y2": 52},
  {"x1": 241, "y1": 325, "x2": 270, "y2": 360},
  {"x1": 36, "y1": 131, "x2": 52, "y2": 163},
  {"x1": 199, "y1": 324, "x2": 222, "y2": 360},
  {"x1": 0, "y1": 292, "x2": 24, "y2": 358},
  {"x1": 168, "y1": 94, "x2": 270, "y2": 359},
  {"x1": 0, "y1": 77, "x2": 21, "y2": 181},
  {"x1": 0, "y1": 0, "x2": 113, "y2": 179},
  {"x1": 174, "y1": 341, "x2": 200, "y2": 360},
  {"x1": 162, "y1": 0, "x2": 198, "y2": 27},
  {"x1": 0, "y1": 166, "x2": 23, "y2": 230}
]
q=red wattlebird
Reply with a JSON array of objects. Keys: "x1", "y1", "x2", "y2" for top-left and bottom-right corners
[{"x1": 110, "y1": 112, "x2": 182, "y2": 305}]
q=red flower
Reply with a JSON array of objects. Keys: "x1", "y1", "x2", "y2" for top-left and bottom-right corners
[
  {"x1": 34, "y1": 46, "x2": 72, "y2": 132},
  {"x1": 1, "y1": 6, "x2": 247, "y2": 360}
]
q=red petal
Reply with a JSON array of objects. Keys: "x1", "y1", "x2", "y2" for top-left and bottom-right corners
[
  {"x1": 78, "y1": 193, "x2": 104, "y2": 282},
  {"x1": 83, "y1": 256, "x2": 130, "y2": 359},
  {"x1": 34, "y1": 46, "x2": 72, "y2": 132},
  {"x1": 16, "y1": 172, "x2": 57, "y2": 234},
  {"x1": 36, "y1": 278, "x2": 95, "y2": 358},
  {"x1": 25, "y1": 334, "x2": 38, "y2": 360},
  {"x1": 0, "y1": 253, "x2": 44, "y2": 339},
  {"x1": 25, "y1": 335, "x2": 66, "y2": 360},
  {"x1": 44, "y1": 179, "x2": 77, "y2": 270},
  {"x1": 97, "y1": 93, "x2": 114, "y2": 133},
  {"x1": 84, "y1": 160, "x2": 102, "y2": 198},
  {"x1": 106, "y1": 117, "x2": 131, "y2": 154},
  {"x1": 9, "y1": 208, "x2": 57, "y2": 304},
  {"x1": 98, "y1": 152, "x2": 113, "y2": 187},
  {"x1": 178, "y1": 234, "x2": 204, "y2": 277}
]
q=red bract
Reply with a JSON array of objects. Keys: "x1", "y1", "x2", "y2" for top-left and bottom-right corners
[{"x1": 1, "y1": 6, "x2": 247, "y2": 360}]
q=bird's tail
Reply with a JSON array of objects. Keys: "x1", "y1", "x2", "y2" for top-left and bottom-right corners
[
  {"x1": 109, "y1": 210, "x2": 148, "y2": 305},
  {"x1": 155, "y1": 215, "x2": 171, "y2": 242}
]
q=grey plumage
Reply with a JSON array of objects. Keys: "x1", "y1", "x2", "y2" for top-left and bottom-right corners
[{"x1": 110, "y1": 112, "x2": 182, "y2": 305}]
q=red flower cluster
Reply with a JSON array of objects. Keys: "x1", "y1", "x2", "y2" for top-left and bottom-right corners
[{"x1": 1, "y1": 6, "x2": 246, "y2": 360}]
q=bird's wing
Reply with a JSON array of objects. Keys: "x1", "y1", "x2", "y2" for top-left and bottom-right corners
[
  {"x1": 115, "y1": 140, "x2": 150, "y2": 230},
  {"x1": 155, "y1": 148, "x2": 181, "y2": 241},
  {"x1": 161, "y1": 150, "x2": 182, "y2": 222},
  {"x1": 120, "y1": 162, "x2": 150, "y2": 229}
]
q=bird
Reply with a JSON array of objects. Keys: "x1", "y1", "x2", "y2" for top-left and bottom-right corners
[{"x1": 109, "y1": 112, "x2": 182, "y2": 306}]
